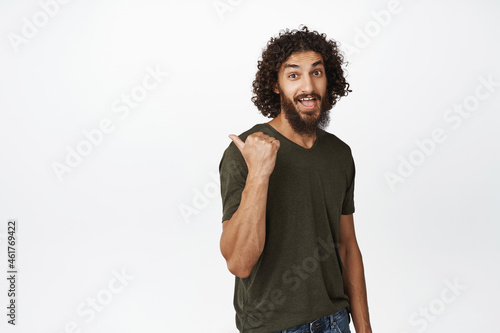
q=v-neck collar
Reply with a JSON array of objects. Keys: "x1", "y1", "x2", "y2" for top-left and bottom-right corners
[{"x1": 261, "y1": 123, "x2": 321, "y2": 151}]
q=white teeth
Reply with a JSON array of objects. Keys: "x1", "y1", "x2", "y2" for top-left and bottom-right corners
[{"x1": 300, "y1": 97, "x2": 315, "y2": 101}]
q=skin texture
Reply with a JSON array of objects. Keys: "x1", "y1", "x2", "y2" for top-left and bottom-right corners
[{"x1": 220, "y1": 50, "x2": 372, "y2": 333}]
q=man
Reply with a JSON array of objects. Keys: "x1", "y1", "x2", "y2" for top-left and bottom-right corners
[{"x1": 219, "y1": 26, "x2": 372, "y2": 333}]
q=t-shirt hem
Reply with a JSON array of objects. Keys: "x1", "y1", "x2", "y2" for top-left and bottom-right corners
[{"x1": 236, "y1": 302, "x2": 351, "y2": 333}]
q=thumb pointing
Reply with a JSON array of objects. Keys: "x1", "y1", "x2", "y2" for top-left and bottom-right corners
[{"x1": 228, "y1": 134, "x2": 244, "y2": 151}]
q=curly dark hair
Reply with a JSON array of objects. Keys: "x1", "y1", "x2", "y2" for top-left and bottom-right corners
[{"x1": 251, "y1": 25, "x2": 351, "y2": 118}]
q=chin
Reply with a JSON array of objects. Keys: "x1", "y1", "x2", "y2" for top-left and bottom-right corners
[{"x1": 302, "y1": 109, "x2": 321, "y2": 117}]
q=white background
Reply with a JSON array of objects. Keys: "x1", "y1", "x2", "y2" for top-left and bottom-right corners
[{"x1": 1, "y1": 0, "x2": 499, "y2": 332}]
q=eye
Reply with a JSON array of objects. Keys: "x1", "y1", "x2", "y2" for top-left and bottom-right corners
[
  {"x1": 288, "y1": 73, "x2": 298, "y2": 79},
  {"x1": 313, "y1": 70, "x2": 323, "y2": 76}
]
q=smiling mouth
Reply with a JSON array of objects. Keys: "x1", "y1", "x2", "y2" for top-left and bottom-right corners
[{"x1": 297, "y1": 96, "x2": 317, "y2": 110}]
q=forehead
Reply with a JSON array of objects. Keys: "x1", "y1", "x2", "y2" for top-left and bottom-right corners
[{"x1": 281, "y1": 50, "x2": 324, "y2": 70}]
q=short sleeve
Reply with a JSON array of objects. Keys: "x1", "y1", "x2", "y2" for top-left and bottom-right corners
[
  {"x1": 341, "y1": 152, "x2": 355, "y2": 215},
  {"x1": 219, "y1": 143, "x2": 248, "y2": 223}
]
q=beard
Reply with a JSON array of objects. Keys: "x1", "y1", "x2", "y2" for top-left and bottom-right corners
[{"x1": 278, "y1": 86, "x2": 332, "y2": 137}]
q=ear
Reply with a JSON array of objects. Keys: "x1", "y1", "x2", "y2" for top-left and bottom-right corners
[{"x1": 273, "y1": 83, "x2": 279, "y2": 94}]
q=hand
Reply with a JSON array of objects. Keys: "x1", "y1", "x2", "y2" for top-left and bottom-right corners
[{"x1": 228, "y1": 132, "x2": 280, "y2": 179}]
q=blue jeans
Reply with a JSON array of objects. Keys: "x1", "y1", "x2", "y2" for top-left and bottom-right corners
[{"x1": 275, "y1": 307, "x2": 351, "y2": 333}]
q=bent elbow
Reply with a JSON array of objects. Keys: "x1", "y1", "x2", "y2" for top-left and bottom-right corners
[{"x1": 227, "y1": 260, "x2": 252, "y2": 279}]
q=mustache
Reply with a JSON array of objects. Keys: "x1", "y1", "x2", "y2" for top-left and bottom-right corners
[{"x1": 294, "y1": 93, "x2": 322, "y2": 103}]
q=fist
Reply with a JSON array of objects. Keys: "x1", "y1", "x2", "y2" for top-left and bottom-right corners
[{"x1": 229, "y1": 132, "x2": 280, "y2": 179}]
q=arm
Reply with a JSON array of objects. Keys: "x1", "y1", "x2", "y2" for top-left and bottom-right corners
[
  {"x1": 220, "y1": 174, "x2": 269, "y2": 278},
  {"x1": 338, "y1": 213, "x2": 372, "y2": 333},
  {"x1": 220, "y1": 132, "x2": 280, "y2": 278}
]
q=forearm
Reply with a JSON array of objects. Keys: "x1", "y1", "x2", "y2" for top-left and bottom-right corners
[
  {"x1": 341, "y1": 244, "x2": 372, "y2": 333},
  {"x1": 220, "y1": 174, "x2": 269, "y2": 278}
]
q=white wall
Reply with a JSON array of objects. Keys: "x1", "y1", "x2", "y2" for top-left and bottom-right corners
[{"x1": 1, "y1": 0, "x2": 499, "y2": 332}]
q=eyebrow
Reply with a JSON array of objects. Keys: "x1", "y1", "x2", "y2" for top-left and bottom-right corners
[{"x1": 283, "y1": 60, "x2": 324, "y2": 70}]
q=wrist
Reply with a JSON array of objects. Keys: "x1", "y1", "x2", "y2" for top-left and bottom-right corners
[{"x1": 246, "y1": 173, "x2": 270, "y2": 184}]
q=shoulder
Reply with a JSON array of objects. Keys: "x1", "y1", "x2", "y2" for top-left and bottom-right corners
[
  {"x1": 319, "y1": 130, "x2": 356, "y2": 175},
  {"x1": 236, "y1": 123, "x2": 271, "y2": 141},
  {"x1": 319, "y1": 129, "x2": 353, "y2": 156}
]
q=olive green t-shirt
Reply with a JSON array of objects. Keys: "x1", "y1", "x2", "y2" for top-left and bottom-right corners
[{"x1": 219, "y1": 122, "x2": 355, "y2": 333}]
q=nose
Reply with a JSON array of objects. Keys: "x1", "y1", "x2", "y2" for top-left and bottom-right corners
[{"x1": 300, "y1": 74, "x2": 314, "y2": 94}]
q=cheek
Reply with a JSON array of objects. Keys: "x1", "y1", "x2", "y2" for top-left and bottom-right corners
[
  {"x1": 319, "y1": 77, "x2": 327, "y2": 88},
  {"x1": 281, "y1": 86, "x2": 298, "y2": 99},
  {"x1": 319, "y1": 81, "x2": 328, "y2": 94}
]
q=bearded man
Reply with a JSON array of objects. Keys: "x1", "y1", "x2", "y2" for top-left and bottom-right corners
[{"x1": 219, "y1": 26, "x2": 372, "y2": 333}]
